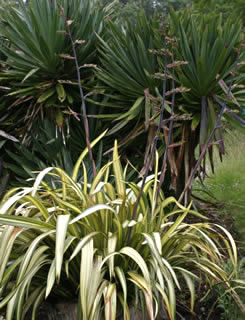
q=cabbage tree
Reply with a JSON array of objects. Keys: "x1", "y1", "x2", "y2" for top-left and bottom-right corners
[{"x1": 0, "y1": 0, "x2": 110, "y2": 136}]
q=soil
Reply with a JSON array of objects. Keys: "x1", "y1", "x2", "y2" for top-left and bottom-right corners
[{"x1": 176, "y1": 293, "x2": 223, "y2": 320}]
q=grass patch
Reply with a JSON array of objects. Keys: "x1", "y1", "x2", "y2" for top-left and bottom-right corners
[{"x1": 194, "y1": 129, "x2": 245, "y2": 244}]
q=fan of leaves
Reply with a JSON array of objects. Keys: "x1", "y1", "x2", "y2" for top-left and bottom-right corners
[{"x1": 0, "y1": 0, "x2": 110, "y2": 136}]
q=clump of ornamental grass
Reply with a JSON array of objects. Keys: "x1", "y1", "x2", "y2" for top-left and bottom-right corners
[{"x1": 0, "y1": 141, "x2": 244, "y2": 320}]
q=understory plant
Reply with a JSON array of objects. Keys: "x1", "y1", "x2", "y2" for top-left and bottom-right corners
[
  {"x1": 4, "y1": 119, "x2": 105, "y2": 188},
  {"x1": 0, "y1": 141, "x2": 244, "y2": 320},
  {"x1": 214, "y1": 258, "x2": 245, "y2": 320}
]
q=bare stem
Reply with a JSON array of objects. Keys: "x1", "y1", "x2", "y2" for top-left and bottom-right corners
[
  {"x1": 156, "y1": 56, "x2": 176, "y2": 202},
  {"x1": 129, "y1": 31, "x2": 169, "y2": 236},
  {"x1": 60, "y1": 7, "x2": 96, "y2": 178}
]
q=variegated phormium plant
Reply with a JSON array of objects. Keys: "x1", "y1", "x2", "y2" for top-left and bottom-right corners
[{"x1": 0, "y1": 141, "x2": 244, "y2": 320}]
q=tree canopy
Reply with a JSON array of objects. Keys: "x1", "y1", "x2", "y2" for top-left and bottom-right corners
[
  {"x1": 192, "y1": 0, "x2": 245, "y2": 22},
  {"x1": 102, "y1": 0, "x2": 191, "y2": 21}
]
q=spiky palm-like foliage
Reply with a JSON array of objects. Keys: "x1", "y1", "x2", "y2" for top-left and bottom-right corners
[
  {"x1": 0, "y1": 0, "x2": 110, "y2": 136},
  {"x1": 96, "y1": 10, "x2": 245, "y2": 198},
  {"x1": 168, "y1": 10, "x2": 245, "y2": 195},
  {"x1": 4, "y1": 120, "x2": 105, "y2": 187}
]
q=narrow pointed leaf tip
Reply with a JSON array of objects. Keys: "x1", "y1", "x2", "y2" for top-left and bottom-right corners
[{"x1": 56, "y1": 215, "x2": 70, "y2": 282}]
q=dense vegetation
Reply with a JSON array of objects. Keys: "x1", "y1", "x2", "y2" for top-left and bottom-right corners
[{"x1": 0, "y1": 0, "x2": 244, "y2": 319}]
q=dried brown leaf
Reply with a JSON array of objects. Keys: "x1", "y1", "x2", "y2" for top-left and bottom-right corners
[
  {"x1": 81, "y1": 64, "x2": 97, "y2": 68},
  {"x1": 75, "y1": 40, "x2": 86, "y2": 45},
  {"x1": 66, "y1": 20, "x2": 73, "y2": 26},
  {"x1": 60, "y1": 54, "x2": 75, "y2": 60},
  {"x1": 165, "y1": 87, "x2": 191, "y2": 96},
  {"x1": 167, "y1": 61, "x2": 188, "y2": 68}
]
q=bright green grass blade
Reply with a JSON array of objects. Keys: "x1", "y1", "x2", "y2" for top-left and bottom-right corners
[
  {"x1": 69, "y1": 232, "x2": 100, "y2": 261},
  {"x1": 104, "y1": 283, "x2": 117, "y2": 320},
  {"x1": 55, "y1": 215, "x2": 70, "y2": 282},
  {"x1": 69, "y1": 205, "x2": 115, "y2": 225},
  {"x1": 0, "y1": 188, "x2": 32, "y2": 214},
  {"x1": 46, "y1": 259, "x2": 55, "y2": 298},
  {"x1": 127, "y1": 272, "x2": 154, "y2": 320},
  {"x1": 120, "y1": 247, "x2": 151, "y2": 284},
  {"x1": 16, "y1": 230, "x2": 55, "y2": 285},
  {"x1": 0, "y1": 215, "x2": 54, "y2": 230},
  {"x1": 72, "y1": 130, "x2": 107, "y2": 182},
  {"x1": 113, "y1": 140, "x2": 125, "y2": 197},
  {"x1": 115, "y1": 267, "x2": 128, "y2": 320}
]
